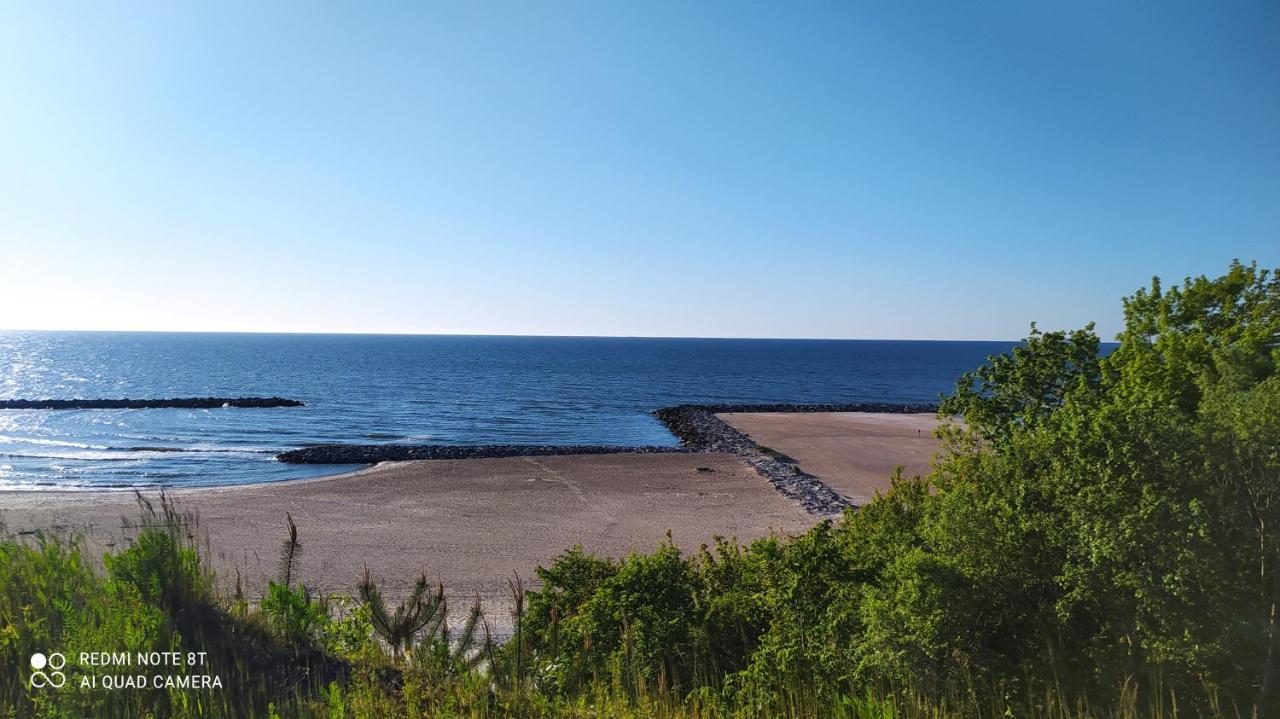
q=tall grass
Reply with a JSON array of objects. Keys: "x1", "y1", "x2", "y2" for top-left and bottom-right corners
[{"x1": 0, "y1": 494, "x2": 1244, "y2": 718}]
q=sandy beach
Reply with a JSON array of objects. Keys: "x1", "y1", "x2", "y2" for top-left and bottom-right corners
[
  {"x1": 1, "y1": 412, "x2": 937, "y2": 621},
  {"x1": 2, "y1": 452, "x2": 810, "y2": 618},
  {"x1": 719, "y1": 412, "x2": 941, "y2": 504}
]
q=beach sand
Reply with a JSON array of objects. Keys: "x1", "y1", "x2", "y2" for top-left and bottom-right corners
[
  {"x1": 718, "y1": 412, "x2": 941, "y2": 504},
  {"x1": 1, "y1": 451, "x2": 810, "y2": 623},
  {"x1": 0, "y1": 412, "x2": 938, "y2": 622}
]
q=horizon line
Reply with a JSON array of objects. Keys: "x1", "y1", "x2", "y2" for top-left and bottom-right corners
[{"x1": 0, "y1": 327, "x2": 1033, "y2": 343}]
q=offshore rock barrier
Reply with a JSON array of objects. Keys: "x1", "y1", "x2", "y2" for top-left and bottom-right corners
[
  {"x1": 653, "y1": 403, "x2": 938, "y2": 516},
  {"x1": 279, "y1": 444, "x2": 685, "y2": 464},
  {"x1": 0, "y1": 397, "x2": 303, "y2": 410}
]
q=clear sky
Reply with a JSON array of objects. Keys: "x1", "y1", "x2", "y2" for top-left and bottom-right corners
[{"x1": 0, "y1": 2, "x2": 1276, "y2": 340}]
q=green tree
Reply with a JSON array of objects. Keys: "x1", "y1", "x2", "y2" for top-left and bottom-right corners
[
  {"x1": 924, "y1": 260, "x2": 1280, "y2": 711},
  {"x1": 939, "y1": 322, "x2": 1102, "y2": 442}
]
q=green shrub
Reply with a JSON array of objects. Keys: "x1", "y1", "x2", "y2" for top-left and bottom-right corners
[
  {"x1": 261, "y1": 581, "x2": 328, "y2": 647},
  {"x1": 105, "y1": 528, "x2": 208, "y2": 613}
]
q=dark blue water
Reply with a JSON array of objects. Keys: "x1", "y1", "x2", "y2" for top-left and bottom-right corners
[{"x1": 0, "y1": 332, "x2": 1015, "y2": 489}]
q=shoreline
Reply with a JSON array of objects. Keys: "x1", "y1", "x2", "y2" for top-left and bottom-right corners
[
  {"x1": 278, "y1": 443, "x2": 687, "y2": 464},
  {"x1": 0, "y1": 461, "x2": 386, "y2": 496}
]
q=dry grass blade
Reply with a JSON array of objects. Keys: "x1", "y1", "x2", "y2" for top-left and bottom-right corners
[{"x1": 278, "y1": 512, "x2": 301, "y2": 586}]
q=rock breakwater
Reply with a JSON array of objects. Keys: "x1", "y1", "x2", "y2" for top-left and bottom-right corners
[
  {"x1": 278, "y1": 444, "x2": 684, "y2": 464},
  {"x1": 0, "y1": 397, "x2": 304, "y2": 410}
]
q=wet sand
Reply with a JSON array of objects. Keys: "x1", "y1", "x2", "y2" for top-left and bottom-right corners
[{"x1": 718, "y1": 412, "x2": 941, "y2": 504}]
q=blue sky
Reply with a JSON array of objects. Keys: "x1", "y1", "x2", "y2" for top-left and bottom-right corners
[{"x1": 0, "y1": 2, "x2": 1275, "y2": 340}]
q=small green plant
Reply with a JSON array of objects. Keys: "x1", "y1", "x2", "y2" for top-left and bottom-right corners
[
  {"x1": 358, "y1": 568, "x2": 448, "y2": 661},
  {"x1": 260, "y1": 581, "x2": 326, "y2": 646},
  {"x1": 259, "y1": 512, "x2": 327, "y2": 645}
]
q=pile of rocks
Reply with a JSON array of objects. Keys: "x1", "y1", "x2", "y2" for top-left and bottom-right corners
[
  {"x1": 278, "y1": 443, "x2": 685, "y2": 464},
  {"x1": 0, "y1": 397, "x2": 304, "y2": 409},
  {"x1": 689, "y1": 402, "x2": 939, "y2": 415},
  {"x1": 652, "y1": 405, "x2": 757, "y2": 452}
]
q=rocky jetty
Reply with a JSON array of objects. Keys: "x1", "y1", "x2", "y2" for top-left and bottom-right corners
[
  {"x1": 279, "y1": 443, "x2": 684, "y2": 464},
  {"x1": 653, "y1": 405, "x2": 758, "y2": 452},
  {"x1": 0, "y1": 397, "x2": 303, "y2": 410},
  {"x1": 682, "y1": 401, "x2": 939, "y2": 415},
  {"x1": 652, "y1": 403, "x2": 939, "y2": 515}
]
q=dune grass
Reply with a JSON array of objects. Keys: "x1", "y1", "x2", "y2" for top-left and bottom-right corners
[{"x1": 0, "y1": 501, "x2": 1248, "y2": 718}]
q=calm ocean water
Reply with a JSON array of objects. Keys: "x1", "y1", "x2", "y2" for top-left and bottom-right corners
[{"x1": 0, "y1": 332, "x2": 1016, "y2": 489}]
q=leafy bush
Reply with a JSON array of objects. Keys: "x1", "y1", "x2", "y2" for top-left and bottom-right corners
[
  {"x1": 105, "y1": 528, "x2": 207, "y2": 613},
  {"x1": 261, "y1": 581, "x2": 328, "y2": 647}
]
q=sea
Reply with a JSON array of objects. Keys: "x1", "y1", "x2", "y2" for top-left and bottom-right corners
[{"x1": 0, "y1": 332, "x2": 1017, "y2": 489}]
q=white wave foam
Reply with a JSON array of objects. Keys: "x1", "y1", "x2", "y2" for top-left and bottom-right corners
[
  {"x1": 9, "y1": 450, "x2": 172, "y2": 461},
  {"x1": 183, "y1": 444, "x2": 277, "y2": 454},
  {"x1": 2, "y1": 448, "x2": 262, "y2": 461},
  {"x1": 0, "y1": 435, "x2": 110, "y2": 450}
]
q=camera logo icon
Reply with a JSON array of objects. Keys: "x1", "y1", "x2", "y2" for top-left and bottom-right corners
[{"x1": 29, "y1": 652, "x2": 67, "y2": 689}]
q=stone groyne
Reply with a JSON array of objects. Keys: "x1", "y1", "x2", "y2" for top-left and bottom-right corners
[
  {"x1": 278, "y1": 443, "x2": 684, "y2": 464},
  {"x1": 0, "y1": 397, "x2": 304, "y2": 410}
]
